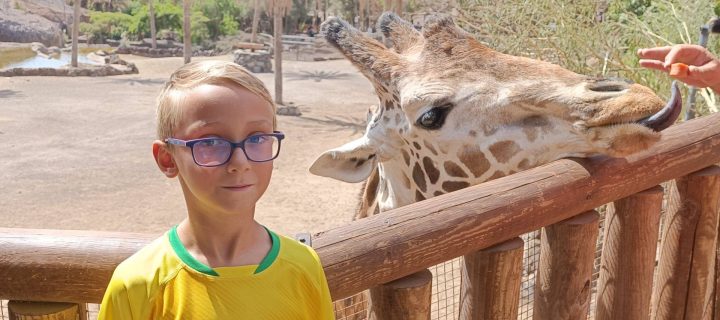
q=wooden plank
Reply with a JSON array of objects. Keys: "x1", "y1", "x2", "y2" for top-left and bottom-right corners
[
  {"x1": 595, "y1": 186, "x2": 663, "y2": 320},
  {"x1": 1, "y1": 113, "x2": 720, "y2": 303},
  {"x1": 533, "y1": 210, "x2": 599, "y2": 320},
  {"x1": 233, "y1": 42, "x2": 265, "y2": 50},
  {"x1": 0, "y1": 229, "x2": 156, "y2": 303}
]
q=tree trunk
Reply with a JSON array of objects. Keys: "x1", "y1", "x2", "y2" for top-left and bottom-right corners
[
  {"x1": 183, "y1": 0, "x2": 191, "y2": 64},
  {"x1": 395, "y1": 0, "x2": 402, "y2": 15},
  {"x1": 273, "y1": 9, "x2": 283, "y2": 105},
  {"x1": 71, "y1": 0, "x2": 79, "y2": 67},
  {"x1": 251, "y1": 0, "x2": 260, "y2": 43},
  {"x1": 359, "y1": 0, "x2": 365, "y2": 31},
  {"x1": 148, "y1": 0, "x2": 157, "y2": 49},
  {"x1": 314, "y1": 0, "x2": 320, "y2": 30}
]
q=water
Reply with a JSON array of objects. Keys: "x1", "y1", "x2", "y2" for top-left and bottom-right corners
[{"x1": 0, "y1": 47, "x2": 103, "y2": 70}]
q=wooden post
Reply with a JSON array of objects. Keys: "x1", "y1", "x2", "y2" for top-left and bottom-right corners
[
  {"x1": 368, "y1": 269, "x2": 432, "y2": 320},
  {"x1": 8, "y1": 301, "x2": 78, "y2": 320},
  {"x1": 534, "y1": 210, "x2": 599, "y2": 320},
  {"x1": 459, "y1": 237, "x2": 524, "y2": 320},
  {"x1": 78, "y1": 303, "x2": 88, "y2": 320},
  {"x1": 273, "y1": 9, "x2": 283, "y2": 105},
  {"x1": 595, "y1": 185, "x2": 663, "y2": 320},
  {"x1": 651, "y1": 166, "x2": 720, "y2": 320}
]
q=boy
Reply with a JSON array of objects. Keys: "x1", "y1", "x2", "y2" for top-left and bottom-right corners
[{"x1": 98, "y1": 60, "x2": 334, "y2": 319}]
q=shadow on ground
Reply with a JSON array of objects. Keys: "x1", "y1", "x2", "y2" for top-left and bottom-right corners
[
  {"x1": 101, "y1": 77, "x2": 167, "y2": 86},
  {"x1": 285, "y1": 70, "x2": 350, "y2": 82},
  {"x1": 0, "y1": 90, "x2": 23, "y2": 99},
  {"x1": 296, "y1": 114, "x2": 366, "y2": 135}
]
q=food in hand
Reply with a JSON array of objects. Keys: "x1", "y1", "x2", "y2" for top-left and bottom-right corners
[{"x1": 669, "y1": 63, "x2": 689, "y2": 77}]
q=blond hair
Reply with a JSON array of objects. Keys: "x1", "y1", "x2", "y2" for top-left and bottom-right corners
[{"x1": 156, "y1": 60, "x2": 276, "y2": 140}]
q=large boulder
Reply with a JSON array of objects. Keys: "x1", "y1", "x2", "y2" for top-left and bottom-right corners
[{"x1": 0, "y1": 7, "x2": 63, "y2": 47}]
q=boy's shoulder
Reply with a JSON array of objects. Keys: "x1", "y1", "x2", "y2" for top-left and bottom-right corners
[
  {"x1": 275, "y1": 232, "x2": 324, "y2": 273},
  {"x1": 109, "y1": 232, "x2": 181, "y2": 297}
]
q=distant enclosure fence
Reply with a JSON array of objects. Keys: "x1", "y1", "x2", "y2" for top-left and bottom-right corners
[{"x1": 2, "y1": 112, "x2": 720, "y2": 320}]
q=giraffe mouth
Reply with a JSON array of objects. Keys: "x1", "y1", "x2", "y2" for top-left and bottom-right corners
[{"x1": 636, "y1": 81, "x2": 682, "y2": 132}]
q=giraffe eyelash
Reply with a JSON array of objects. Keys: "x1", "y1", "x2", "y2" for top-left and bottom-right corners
[{"x1": 416, "y1": 103, "x2": 453, "y2": 130}]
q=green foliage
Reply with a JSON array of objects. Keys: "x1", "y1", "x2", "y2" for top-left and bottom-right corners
[
  {"x1": 194, "y1": 0, "x2": 246, "y2": 40},
  {"x1": 78, "y1": 0, "x2": 249, "y2": 46},
  {"x1": 610, "y1": 0, "x2": 654, "y2": 18},
  {"x1": 126, "y1": 0, "x2": 183, "y2": 40},
  {"x1": 457, "y1": 0, "x2": 719, "y2": 118},
  {"x1": 80, "y1": 10, "x2": 134, "y2": 42}
]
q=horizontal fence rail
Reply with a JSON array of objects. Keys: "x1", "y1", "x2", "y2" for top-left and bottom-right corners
[{"x1": 1, "y1": 113, "x2": 720, "y2": 304}]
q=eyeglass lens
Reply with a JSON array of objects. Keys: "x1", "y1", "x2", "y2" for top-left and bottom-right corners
[{"x1": 192, "y1": 135, "x2": 280, "y2": 166}]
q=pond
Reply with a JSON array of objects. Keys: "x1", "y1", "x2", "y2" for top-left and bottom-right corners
[{"x1": 0, "y1": 47, "x2": 103, "y2": 69}]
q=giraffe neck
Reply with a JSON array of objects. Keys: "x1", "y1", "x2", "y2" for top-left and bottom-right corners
[{"x1": 356, "y1": 167, "x2": 380, "y2": 220}]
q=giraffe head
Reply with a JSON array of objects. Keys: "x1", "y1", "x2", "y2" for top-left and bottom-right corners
[{"x1": 310, "y1": 13, "x2": 682, "y2": 211}]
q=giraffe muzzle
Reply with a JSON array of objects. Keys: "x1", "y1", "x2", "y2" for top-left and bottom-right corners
[{"x1": 637, "y1": 81, "x2": 682, "y2": 132}]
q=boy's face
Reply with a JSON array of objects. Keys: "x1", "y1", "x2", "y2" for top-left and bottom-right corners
[{"x1": 154, "y1": 83, "x2": 275, "y2": 216}]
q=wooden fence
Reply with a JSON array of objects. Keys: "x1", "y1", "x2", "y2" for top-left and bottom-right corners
[{"x1": 2, "y1": 112, "x2": 720, "y2": 319}]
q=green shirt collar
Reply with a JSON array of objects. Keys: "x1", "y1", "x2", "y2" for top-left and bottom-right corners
[{"x1": 169, "y1": 225, "x2": 280, "y2": 276}]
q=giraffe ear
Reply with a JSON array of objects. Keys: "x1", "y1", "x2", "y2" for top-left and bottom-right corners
[{"x1": 309, "y1": 138, "x2": 377, "y2": 183}]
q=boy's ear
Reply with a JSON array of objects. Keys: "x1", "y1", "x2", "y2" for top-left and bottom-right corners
[{"x1": 153, "y1": 140, "x2": 179, "y2": 178}]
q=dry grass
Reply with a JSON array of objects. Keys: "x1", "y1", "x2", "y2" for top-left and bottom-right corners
[{"x1": 456, "y1": 0, "x2": 719, "y2": 118}]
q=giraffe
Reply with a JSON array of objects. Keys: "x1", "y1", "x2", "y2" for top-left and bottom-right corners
[{"x1": 310, "y1": 12, "x2": 681, "y2": 318}]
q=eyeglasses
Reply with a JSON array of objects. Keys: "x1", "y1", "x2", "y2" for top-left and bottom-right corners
[{"x1": 165, "y1": 131, "x2": 285, "y2": 167}]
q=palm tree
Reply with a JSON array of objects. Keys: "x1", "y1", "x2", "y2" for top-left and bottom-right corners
[
  {"x1": 269, "y1": 0, "x2": 291, "y2": 105},
  {"x1": 71, "y1": 0, "x2": 80, "y2": 67},
  {"x1": 251, "y1": 0, "x2": 261, "y2": 43},
  {"x1": 183, "y1": 0, "x2": 192, "y2": 63},
  {"x1": 148, "y1": 0, "x2": 157, "y2": 49}
]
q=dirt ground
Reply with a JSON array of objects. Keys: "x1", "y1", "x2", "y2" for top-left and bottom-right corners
[{"x1": 0, "y1": 54, "x2": 377, "y2": 237}]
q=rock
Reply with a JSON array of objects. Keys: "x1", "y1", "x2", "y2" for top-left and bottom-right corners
[
  {"x1": 276, "y1": 105, "x2": 302, "y2": 116},
  {"x1": 0, "y1": 8, "x2": 63, "y2": 46},
  {"x1": 233, "y1": 49, "x2": 272, "y2": 73}
]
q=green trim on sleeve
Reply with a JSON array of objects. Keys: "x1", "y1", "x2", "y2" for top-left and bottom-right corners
[
  {"x1": 254, "y1": 227, "x2": 280, "y2": 274},
  {"x1": 169, "y1": 225, "x2": 219, "y2": 276}
]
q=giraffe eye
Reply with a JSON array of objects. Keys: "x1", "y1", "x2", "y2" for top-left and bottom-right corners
[{"x1": 416, "y1": 106, "x2": 451, "y2": 130}]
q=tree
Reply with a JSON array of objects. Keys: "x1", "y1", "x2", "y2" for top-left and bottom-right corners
[
  {"x1": 251, "y1": 0, "x2": 261, "y2": 43},
  {"x1": 148, "y1": 0, "x2": 157, "y2": 49},
  {"x1": 269, "y1": 0, "x2": 291, "y2": 105},
  {"x1": 183, "y1": 0, "x2": 192, "y2": 63},
  {"x1": 71, "y1": 0, "x2": 80, "y2": 67}
]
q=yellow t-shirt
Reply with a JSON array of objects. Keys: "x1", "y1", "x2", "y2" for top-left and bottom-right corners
[{"x1": 98, "y1": 226, "x2": 334, "y2": 320}]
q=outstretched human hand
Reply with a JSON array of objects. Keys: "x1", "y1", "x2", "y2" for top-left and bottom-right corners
[{"x1": 638, "y1": 44, "x2": 720, "y2": 92}]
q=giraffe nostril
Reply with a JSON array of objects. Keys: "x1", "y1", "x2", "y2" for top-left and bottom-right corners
[{"x1": 587, "y1": 78, "x2": 632, "y2": 92}]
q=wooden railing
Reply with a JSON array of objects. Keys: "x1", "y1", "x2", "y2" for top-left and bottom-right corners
[{"x1": 2, "y1": 112, "x2": 720, "y2": 319}]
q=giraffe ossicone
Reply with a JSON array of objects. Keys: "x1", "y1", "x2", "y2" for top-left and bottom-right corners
[{"x1": 310, "y1": 12, "x2": 682, "y2": 217}]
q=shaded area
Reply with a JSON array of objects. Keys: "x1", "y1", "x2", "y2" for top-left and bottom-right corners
[
  {"x1": 101, "y1": 77, "x2": 167, "y2": 86},
  {"x1": 298, "y1": 115, "x2": 366, "y2": 135},
  {"x1": 0, "y1": 90, "x2": 23, "y2": 99},
  {"x1": 286, "y1": 70, "x2": 350, "y2": 82}
]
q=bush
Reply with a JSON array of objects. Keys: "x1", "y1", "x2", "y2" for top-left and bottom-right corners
[{"x1": 81, "y1": 11, "x2": 134, "y2": 43}]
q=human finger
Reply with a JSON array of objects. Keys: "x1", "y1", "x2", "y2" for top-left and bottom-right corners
[
  {"x1": 663, "y1": 44, "x2": 705, "y2": 67},
  {"x1": 638, "y1": 59, "x2": 668, "y2": 72},
  {"x1": 637, "y1": 46, "x2": 672, "y2": 60}
]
